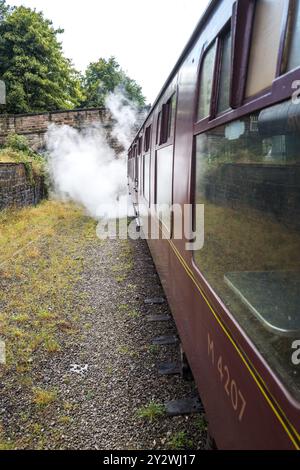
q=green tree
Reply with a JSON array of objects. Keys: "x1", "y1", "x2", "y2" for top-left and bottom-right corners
[
  {"x1": 82, "y1": 56, "x2": 146, "y2": 108},
  {"x1": 0, "y1": 6, "x2": 84, "y2": 113},
  {"x1": 0, "y1": 0, "x2": 11, "y2": 22}
]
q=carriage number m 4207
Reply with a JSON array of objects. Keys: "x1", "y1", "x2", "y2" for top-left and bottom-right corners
[{"x1": 208, "y1": 333, "x2": 247, "y2": 422}]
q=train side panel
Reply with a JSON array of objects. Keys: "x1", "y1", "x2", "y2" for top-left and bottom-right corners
[{"x1": 131, "y1": 0, "x2": 300, "y2": 450}]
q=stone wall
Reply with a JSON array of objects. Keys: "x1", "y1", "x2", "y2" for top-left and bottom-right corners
[
  {"x1": 0, "y1": 108, "x2": 121, "y2": 152},
  {"x1": 0, "y1": 163, "x2": 46, "y2": 210},
  {"x1": 0, "y1": 106, "x2": 144, "y2": 210}
]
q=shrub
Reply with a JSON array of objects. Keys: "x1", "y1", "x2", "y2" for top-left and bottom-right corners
[
  {"x1": 5, "y1": 133, "x2": 31, "y2": 153},
  {"x1": 0, "y1": 133, "x2": 46, "y2": 182}
]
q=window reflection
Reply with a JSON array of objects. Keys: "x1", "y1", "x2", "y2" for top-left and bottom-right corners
[
  {"x1": 217, "y1": 30, "x2": 232, "y2": 114},
  {"x1": 246, "y1": 0, "x2": 285, "y2": 97},
  {"x1": 287, "y1": 0, "x2": 300, "y2": 72},
  {"x1": 197, "y1": 41, "x2": 217, "y2": 120},
  {"x1": 195, "y1": 99, "x2": 300, "y2": 398}
]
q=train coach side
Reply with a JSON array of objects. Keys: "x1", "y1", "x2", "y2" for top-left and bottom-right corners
[{"x1": 128, "y1": 0, "x2": 300, "y2": 449}]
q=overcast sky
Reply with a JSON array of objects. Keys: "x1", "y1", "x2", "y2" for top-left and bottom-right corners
[{"x1": 6, "y1": 0, "x2": 210, "y2": 103}]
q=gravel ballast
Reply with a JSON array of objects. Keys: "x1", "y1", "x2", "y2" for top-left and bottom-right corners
[{"x1": 0, "y1": 206, "x2": 207, "y2": 450}]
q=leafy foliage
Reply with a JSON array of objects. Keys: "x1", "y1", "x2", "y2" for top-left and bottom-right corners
[
  {"x1": 0, "y1": 133, "x2": 45, "y2": 179},
  {"x1": 0, "y1": 4, "x2": 84, "y2": 113},
  {"x1": 0, "y1": 2, "x2": 145, "y2": 113},
  {"x1": 81, "y1": 56, "x2": 146, "y2": 108},
  {"x1": 0, "y1": 0, "x2": 11, "y2": 21},
  {"x1": 5, "y1": 133, "x2": 31, "y2": 152}
]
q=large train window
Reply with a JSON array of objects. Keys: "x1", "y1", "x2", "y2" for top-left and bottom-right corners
[
  {"x1": 245, "y1": 0, "x2": 286, "y2": 97},
  {"x1": 285, "y1": 0, "x2": 300, "y2": 72},
  {"x1": 197, "y1": 41, "x2": 217, "y2": 120},
  {"x1": 194, "y1": 99, "x2": 300, "y2": 398},
  {"x1": 217, "y1": 29, "x2": 232, "y2": 114}
]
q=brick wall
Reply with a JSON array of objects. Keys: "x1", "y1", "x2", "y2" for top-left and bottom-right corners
[
  {"x1": 0, "y1": 108, "x2": 122, "y2": 152},
  {"x1": 0, "y1": 106, "x2": 144, "y2": 210},
  {"x1": 0, "y1": 163, "x2": 46, "y2": 210}
]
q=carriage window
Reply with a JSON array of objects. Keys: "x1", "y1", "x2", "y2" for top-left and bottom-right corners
[
  {"x1": 197, "y1": 41, "x2": 217, "y2": 120},
  {"x1": 144, "y1": 153, "x2": 150, "y2": 203},
  {"x1": 156, "y1": 112, "x2": 162, "y2": 145},
  {"x1": 132, "y1": 157, "x2": 136, "y2": 183},
  {"x1": 217, "y1": 29, "x2": 232, "y2": 114},
  {"x1": 156, "y1": 146, "x2": 173, "y2": 233},
  {"x1": 138, "y1": 136, "x2": 142, "y2": 155},
  {"x1": 159, "y1": 96, "x2": 176, "y2": 145},
  {"x1": 144, "y1": 125, "x2": 151, "y2": 153},
  {"x1": 286, "y1": 0, "x2": 300, "y2": 72},
  {"x1": 128, "y1": 158, "x2": 132, "y2": 181},
  {"x1": 127, "y1": 158, "x2": 131, "y2": 180},
  {"x1": 134, "y1": 151, "x2": 138, "y2": 185},
  {"x1": 131, "y1": 159, "x2": 134, "y2": 181},
  {"x1": 245, "y1": 0, "x2": 286, "y2": 97},
  {"x1": 139, "y1": 155, "x2": 143, "y2": 195},
  {"x1": 194, "y1": 99, "x2": 300, "y2": 399},
  {"x1": 165, "y1": 94, "x2": 176, "y2": 141},
  {"x1": 160, "y1": 103, "x2": 168, "y2": 144}
]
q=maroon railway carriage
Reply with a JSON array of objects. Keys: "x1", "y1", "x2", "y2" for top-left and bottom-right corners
[{"x1": 128, "y1": 0, "x2": 300, "y2": 450}]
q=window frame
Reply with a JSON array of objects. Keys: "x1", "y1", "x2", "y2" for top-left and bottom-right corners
[
  {"x1": 156, "y1": 111, "x2": 162, "y2": 146},
  {"x1": 243, "y1": 0, "x2": 291, "y2": 102},
  {"x1": 138, "y1": 135, "x2": 143, "y2": 156},
  {"x1": 143, "y1": 153, "x2": 151, "y2": 205},
  {"x1": 277, "y1": 0, "x2": 300, "y2": 76},
  {"x1": 141, "y1": 120, "x2": 152, "y2": 205},
  {"x1": 212, "y1": 22, "x2": 232, "y2": 119},
  {"x1": 133, "y1": 144, "x2": 138, "y2": 188},
  {"x1": 194, "y1": 0, "x2": 300, "y2": 137},
  {"x1": 195, "y1": 20, "x2": 233, "y2": 125},
  {"x1": 144, "y1": 124, "x2": 152, "y2": 153},
  {"x1": 153, "y1": 90, "x2": 177, "y2": 236},
  {"x1": 155, "y1": 145, "x2": 175, "y2": 237},
  {"x1": 155, "y1": 92, "x2": 177, "y2": 149},
  {"x1": 195, "y1": 39, "x2": 218, "y2": 124}
]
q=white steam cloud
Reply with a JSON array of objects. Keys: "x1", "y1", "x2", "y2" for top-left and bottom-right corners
[
  {"x1": 106, "y1": 89, "x2": 140, "y2": 150},
  {"x1": 46, "y1": 90, "x2": 144, "y2": 219}
]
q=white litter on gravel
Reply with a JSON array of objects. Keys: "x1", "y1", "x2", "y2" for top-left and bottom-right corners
[{"x1": 70, "y1": 364, "x2": 89, "y2": 375}]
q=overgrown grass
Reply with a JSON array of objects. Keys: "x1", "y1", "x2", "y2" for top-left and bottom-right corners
[
  {"x1": 117, "y1": 345, "x2": 138, "y2": 358},
  {"x1": 32, "y1": 388, "x2": 57, "y2": 407},
  {"x1": 0, "y1": 425, "x2": 14, "y2": 450},
  {"x1": 137, "y1": 402, "x2": 166, "y2": 423},
  {"x1": 111, "y1": 239, "x2": 133, "y2": 283},
  {"x1": 0, "y1": 200, "x2": 99, "y2": 448},
  {"x1": 0, "y1": 201, "x2": 97, "y2": 369},
  {"x1": 195, "y1": 415, "x2": 208, "y2": 432},
  {"x1": 168, "y1": 431, "x2": 193, "y2": 450}
]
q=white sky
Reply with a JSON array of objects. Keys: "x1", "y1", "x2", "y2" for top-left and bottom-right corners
[{"x1": 6, "y1": 0, "x2": 210, "y2": 103}]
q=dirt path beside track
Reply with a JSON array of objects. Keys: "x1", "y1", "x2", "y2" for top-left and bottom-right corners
[{"x1": 0, "y1": 201, "x2": 206, "y2": 450}]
